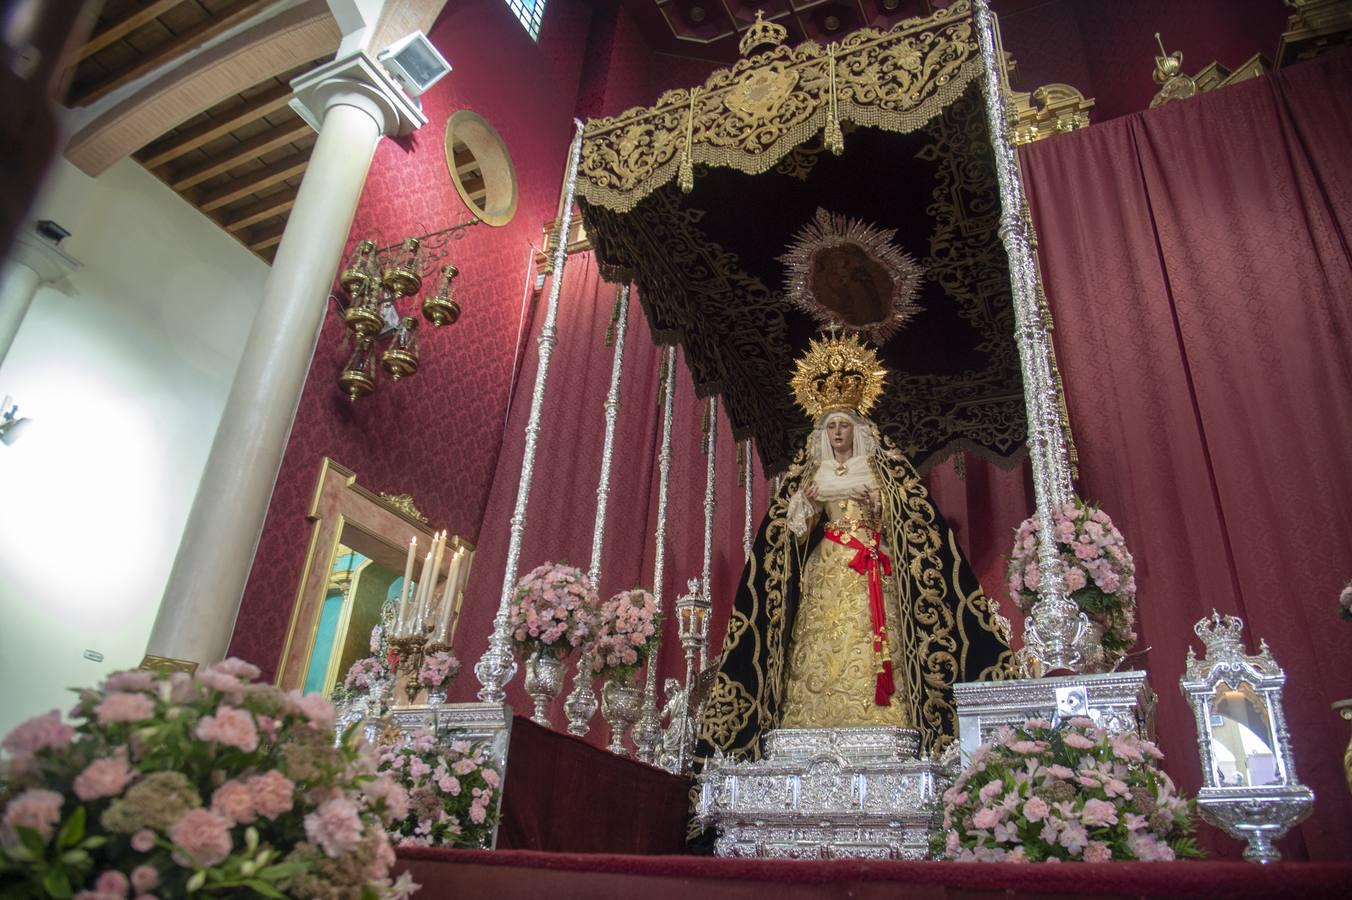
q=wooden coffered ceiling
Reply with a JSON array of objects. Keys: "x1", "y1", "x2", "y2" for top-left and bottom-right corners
[{"x1": 61, "y1": 0, "x2": 336, "y2": 263}]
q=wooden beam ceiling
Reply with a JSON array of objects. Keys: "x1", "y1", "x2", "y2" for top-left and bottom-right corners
[
  {"x1": 69, "y1": 0, "x2": 282, "y2": 107},
  {"x1": 138, "y1": 82, "x2": 293, "y2": 169},
  {"x1": 221, "y1": 188, "x2": 298, "y2": 232},
  {"x1": 169, "y1": 119, "x2": 312, "y2": 191},
  {"x1": 198, "y1": 152, "x2": 310, "y2": 212},
  {"x1": 74, "y1": 0, "x2": 191, "y2": 63}
]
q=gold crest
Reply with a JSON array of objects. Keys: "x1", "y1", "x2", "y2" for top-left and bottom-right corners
[{"x1": 789, "y1": 332, "x2": 888, "y2": 420}]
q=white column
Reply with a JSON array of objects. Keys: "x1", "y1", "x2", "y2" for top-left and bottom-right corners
[
  {"x1": 145, "y1": 54, "x2": 425, "y2": 670},
  {"x1": 0, "y1": 233, "x2": 80, "y2": 367}
]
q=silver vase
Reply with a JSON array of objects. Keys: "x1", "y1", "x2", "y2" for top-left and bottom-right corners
[
  {"x1": 524, "y1": 649, "x2": 564, "y2": 727},
  {"x1": 1073, "y1": 619, "x2": 1109, "y2": 673},
  {"x1": 601, "y1": 675, "x2": 642, "y2": 756},
  {"x1": 425, "y1": 687, "x2": 448, "y2": 706},
  {"x1": 1024, "y1": 596, "x2": 1089, "y2": 673},
  {"x1": 563, "y1": 649, "x2": 599, "y2": 736}
]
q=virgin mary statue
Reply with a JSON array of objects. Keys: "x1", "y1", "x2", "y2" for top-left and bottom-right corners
[{"x1": 697, "y1": 334, "x2": 1012, "y2": 760}]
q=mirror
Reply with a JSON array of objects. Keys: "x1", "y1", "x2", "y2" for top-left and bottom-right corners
[
  {"x1": 277, "y1": 458, "x2": 474, "y2": 695},
  {"x1": 1208, "y1": 684, "x2": 1281, "y2": 788},
  {"x1": 1180, "y1": 610, "x2": 1312, "y2": 862}
]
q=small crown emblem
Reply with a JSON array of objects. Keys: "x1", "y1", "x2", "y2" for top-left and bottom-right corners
[
  {"x1": 790, "y1": 332, "x2": 888, "y2": 420},
  {"x1": 1194, "y1": 609, "x2": 1245, "y2": 655},
  {"x1": 739, "y1": 9, "x2": 788, "y2": 57}
]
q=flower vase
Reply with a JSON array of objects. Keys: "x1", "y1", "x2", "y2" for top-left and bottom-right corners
[
  {"x1": 601, "y1": 673, "x2": 642, "y2": 756},
  {"x1": 524, "y1": 649, "x2": 564, "y2": 727},
  {"x1": 425, "y1": 687, "x2": 448, "y2": 706}
]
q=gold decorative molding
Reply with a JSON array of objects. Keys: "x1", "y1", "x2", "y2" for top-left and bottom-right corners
[
  {"x1": 138, "y1": 654, "x2": 199, "y2": 675},
  {"x1": 576, "y1": 1, "x2": 982, "y2": 213},
  {"x1": 378, "y1": 491, "x2": 428, "y2": 523},
  {"x1": 534, "y1": 214, "x2": 592, "y2": 275},
  {"x1": 1010, "y1": 83, "x2": 1095, "y2": 145},
  {"x1": 1151, "y1": 33, "x2": 1271, "y2": 109},
  {"x1": 1276, "y1": 0, "x2": 1352, "y2": 68}
]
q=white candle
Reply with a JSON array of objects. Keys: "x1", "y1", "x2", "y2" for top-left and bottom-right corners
[
  {"x1": 396, "y1": 536, "x2": 417, "y2": 634},
  {"x1": 434, "y1": 548, "x2": 464, "y2": 644},
  {"x1": 411, "y1": 547, "x2": 434, "y2": 636},
  {"x1": 424, "y1": 531, "x2": 446, "y2": 633}
]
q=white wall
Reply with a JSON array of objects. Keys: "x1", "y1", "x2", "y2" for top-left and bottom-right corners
[{"x1": 0, "y1": 157, "x2": 267, "y2": 736}]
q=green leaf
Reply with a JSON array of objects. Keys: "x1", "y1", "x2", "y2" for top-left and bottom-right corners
[
  {"x1": 56, "y1": 807, "x2": 85, "y2": 850},
  {"x1": 78, "y1": 836, "x2": 108, "y2": 850},
  {"x1": 15, "y1": 826, "x2": 46, "y2": 859},
  {"x1": 187, "y1": 869, "x2": 207, "y2": 892},
  {"x1": 42, "y1": 867, "x2": 73, "y2": 898},
  {"x1": 243, "y1": 879, "x2": 286, "y2": 897},
  {"x1": 257, "y1": 861, "x2": 308, "y2": 879}
]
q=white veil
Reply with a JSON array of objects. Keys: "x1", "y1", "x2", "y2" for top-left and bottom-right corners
[{"x1": 787, "y1": 409, "x2": 880, "y2": 535}]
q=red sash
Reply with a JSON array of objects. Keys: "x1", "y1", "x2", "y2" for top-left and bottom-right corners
[{"x1": 823, "y1": 527, "x2": 895, "y2": 706}]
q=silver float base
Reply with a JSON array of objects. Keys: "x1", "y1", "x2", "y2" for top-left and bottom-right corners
[
  {"x1": 697, "y1": 726, "x2": 945, "y2": 859},
  {"x1": 953, "y1": 670, "x2": 1155, "y2": 766}
]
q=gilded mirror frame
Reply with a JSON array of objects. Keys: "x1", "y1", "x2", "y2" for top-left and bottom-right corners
[{"x1": 275, "y1": 457, "x2": 474, "y2": 694}]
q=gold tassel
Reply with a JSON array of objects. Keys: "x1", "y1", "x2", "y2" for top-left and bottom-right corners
[
  {"x1": 954, "y1": 451, "x2": 967, "y2": 481},
  {"x1": 737, "y1": 443, "x2": 746, "y2": 487},
  {"x1": 678, "y1": 89, "x2": 698, "y2": 193},
  {"x1": 701, "y1": 399, "x2": 711, "y2": 441},
  {"x1": 825, "y1": 44, "x2": 844, "y2": 156}
]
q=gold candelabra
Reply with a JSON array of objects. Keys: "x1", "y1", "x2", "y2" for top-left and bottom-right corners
[{"x1": 335, "y1": 219, "x2": 479, "y2": 401}]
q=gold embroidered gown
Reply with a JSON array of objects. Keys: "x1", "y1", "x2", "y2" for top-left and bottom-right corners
[{"x1": 779, "y1": 495, "x2": 911, "y2": 728}]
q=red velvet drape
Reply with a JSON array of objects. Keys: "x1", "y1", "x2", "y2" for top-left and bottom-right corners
[
  {"x1": 447, "y1": 252, "x2": 769, "y2": 744},
  {"x1": 1021, "y1": 53, "x2": 1352, "y2": 861}
]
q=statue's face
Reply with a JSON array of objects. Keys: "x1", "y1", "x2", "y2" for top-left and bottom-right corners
[{"x1": 826, "y1": 415, "x2": 854, "y2": 455}]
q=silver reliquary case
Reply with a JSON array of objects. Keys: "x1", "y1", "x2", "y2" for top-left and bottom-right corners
[{"x1": 1179, "y1": 611, "x2": 1313, "y2": 863}]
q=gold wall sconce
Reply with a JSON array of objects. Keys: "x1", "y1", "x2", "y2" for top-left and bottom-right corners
[{"x1": 334, "y1": 221, "x2": 478, "y2": 401}]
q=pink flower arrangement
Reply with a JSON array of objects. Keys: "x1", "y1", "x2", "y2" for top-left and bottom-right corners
[
  {"x1": 377, "y1": 732, "x2": 501, "y2": 849},
  {"x1": 1007, "y1": 500, "x2": 1138, "y2": 661},
  {"x1": 417, "y1": 650, "x2": 460, "y2": 691},
  {"x1": 344, "y1": 657, "x2": 388, "y2": 693},
  {"x1": 508, "y1": 562, "x2": 600, "y2": 657},
  {"x1": 936, "y1": 717, "x2": 1202, "y2": 863},
  {"x1": 0, "y1": 659, "x2": 414, "y2": 898},
  {"x1": 590, "y1": 589, "x2": 661, "y2": 680}
]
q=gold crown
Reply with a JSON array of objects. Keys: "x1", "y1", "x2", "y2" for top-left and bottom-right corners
[
  {"x1": 739, "y1": 10, "x2": 788, "y2": 57},
  {"x1": 790, "y1": 332, "x2": 888, "y2": 420}
]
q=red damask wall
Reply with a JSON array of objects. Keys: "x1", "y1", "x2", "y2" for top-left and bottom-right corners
[{"x1": 230, "y1": 0, "x2": 717, "y2": 673}]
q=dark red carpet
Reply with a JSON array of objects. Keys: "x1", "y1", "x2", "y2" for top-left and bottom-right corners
[{"x1": 396, "y1": 847, "x2": 1352, "y2": 899}]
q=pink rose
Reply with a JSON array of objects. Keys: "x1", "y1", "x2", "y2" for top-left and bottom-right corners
[
  {"x1": 74, "y1": 750, "x2": 136, "y2": 801},
  {"x1": 194, "y1": 706, "x2": 258, "y2": 752},
  {"x1": 977, "y1": 780, "x2": 1003, "y2": 803},
  {"x1": 131, "y1": 865, "x2": 159, "y2": 892},
  {"x1": 1079, "y1": 798, "x2": 1119, "y2": 828},
  {"x1": 95, "y1": 870, "x2": 129, "y2": 895},
  {"x1": 131, "y1": 830, "x2": 157, "y2": 852},
  {"x1": 1, "y1": 789, "x2": 63, "y2": 847},
  {"x1": 303, "y1": 797, "x2": 364, "y2": 858},
  {"x1": 1063, "y1": 732, "x2": 1095, "y2": 750},
  {"x1": 284, "y1": 691, "x2": 336, "y2": 730},
  {"x1": 972, "y1": 808, "x2": 1001, "y2": 830},
  {"x1": 482, "y1": 769, "x2": 501, "y2": 788},
  {"x1": 207, "y1": 659, "x2": 260, "y2": 680},
  {"x1": 1058, "y1": 821, "x2": 1089, "y2": 855},
  {"x1": 1083, "y1": 841, "x2": 1112, "y2": 863},
  {"x1": 1022, "y1": 796, "x2": 1050, "y2": 822},
  {"x1": 3, "y1": 711, "x2": 75, "y2": 756},
  {"x1": 468, "y1": 803, "x2": 487, "y2": 825},
  {"x1": 1063, "y1": 567, "x2": 1088, "y2": 592},
  {"x1": 246, "y1": 771, "x2": 295, "y2": 820},
  {"x1": 102, "y1": 671, "x2": 156, "y2": 693},
  {"x1": 210, "y1": 780, "x2": 256, "y2": 824},
  {"x1": 167, "y1": 809, "x2": 232, "y2": 867},
  {"x1": 94, "y1": 693, "x2": 155, "y2": 725}
]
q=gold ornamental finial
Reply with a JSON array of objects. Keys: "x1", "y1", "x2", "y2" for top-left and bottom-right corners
[
  {"x1": 1152, "y1": 33, "x2": 1185, "y2": 85},
  {"x1": 790, "y1": 332, "x2": 888, "y2": 420},
  {"x1": 739, "y1": 9, "x2": 788, "y2": 57}
]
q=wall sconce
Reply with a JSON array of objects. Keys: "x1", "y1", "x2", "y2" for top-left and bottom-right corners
[
  {"x1": 1, "y1": 396, "x2": 31, "y2": 446},
  {"x1": 333, "y1": 220, "x2": 478, "y2": 401}
]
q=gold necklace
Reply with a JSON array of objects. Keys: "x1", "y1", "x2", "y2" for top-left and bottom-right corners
[{"x1": 834, "y1": 461, "x2": 848, "y2": 476}]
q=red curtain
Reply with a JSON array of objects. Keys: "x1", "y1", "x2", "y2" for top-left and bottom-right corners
[
  {"x1": 1021, "y1": 53, "x2": 1352, "y2": 861},
  {"x1": 447, "y1": 252, "x2": 770, "y2": 741}
]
